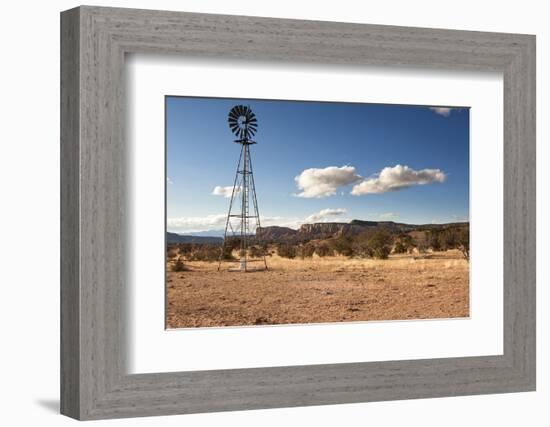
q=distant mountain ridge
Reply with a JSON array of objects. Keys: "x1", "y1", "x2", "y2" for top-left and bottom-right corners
[
  {"x1": 168, "y1": 220, "x2": 468, "y2": 245},
  {"x1": 257, "y1": 220, "x2": 468, "y2": 242},
  {"x1": 166, "y1": 232, "x2": 223, "y2": 244}
]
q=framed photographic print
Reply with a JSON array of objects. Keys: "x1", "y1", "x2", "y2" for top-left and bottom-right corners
[{"x1": 61, "y1": 6, "x2": 536, "y2": 420}]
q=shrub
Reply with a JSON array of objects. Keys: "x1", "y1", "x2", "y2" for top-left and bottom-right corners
[
  {"x1": 297, "y1": 243, "x2": 315, "y2": 259},
  {"x1": 172, "y1": 257, "x2": 187, "y2": 272},
  {"x1": 315, "y1": 243, "x2": 333, "y2": 257},
  {"x1": 393, "y1": 241, "x2": 407, "y2": 254},
  {"x1": 177, "y1": 243, "x2": 194, "y2": 256},
  {"x1": 167, "y1": 247, "x2": 179, "y2": 259},
  {"x1": 392, "y1": 234, "x2": 413, "y2": 254},
  {"x1": 221, "y1": 245, "x2": 235, "y2": 260},
  {"x1": 249, "y1": 245, "x2": 266, "y2": 258},
  {"x1": 457, "y1": 228, "x2": 470, "y2": 261},
  {"x1": 277, "y1": 243, "x2": 297, "y2": 259},
  {"x1": 188, "y1": 244, "x2": 222, "y2": 261},
  {"x1": 351, "y1": 239, "x2": 372, "y2": 258},
  {"x1": 367, "y1": 231, "x2": 393, "y2": 259},
  {"x1": 330, "y1": 235, "x2": 354, "y2": 257},
  {"x1": 428, "y1": 230, "x2": 443, "y2": 251}
]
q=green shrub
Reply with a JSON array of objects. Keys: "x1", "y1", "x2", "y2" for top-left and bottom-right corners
[
  {"x1": 330, "y1": 235, "x2": 354, "y2": 257},
  {"x1": 277, "y1": 243, "x2": 297, "y2": 259},
  {"x1": 367, "y1": 231, "x2": 393, "y2": 259},
  {"x1": 393, "y1": 241, "x2": 407, "y2": 254}
]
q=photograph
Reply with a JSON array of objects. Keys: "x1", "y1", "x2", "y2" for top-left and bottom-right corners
[{"x1": 165, "y1": 96, "x2": 470, "y2": 329}]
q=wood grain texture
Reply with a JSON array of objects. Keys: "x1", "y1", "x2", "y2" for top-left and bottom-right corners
[
  {"x1": 60, "y1": 6, "x2": 536, "y2": 420},
  {"x1": 60, "y1": 7, "x2": 80, "y2": 419}
]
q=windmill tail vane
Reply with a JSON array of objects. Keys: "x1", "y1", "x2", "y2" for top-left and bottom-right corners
[{"x1": 218, "y1": 105, "x2": 268, "y2": 272}]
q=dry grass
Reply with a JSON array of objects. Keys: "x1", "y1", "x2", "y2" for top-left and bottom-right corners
[{"x1": 166, "y1": 250, "x2": 469, "y2": 328}]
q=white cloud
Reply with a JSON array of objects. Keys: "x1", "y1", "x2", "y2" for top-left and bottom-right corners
[
  {"x1": 429, "y1": 107, "x2": 452, "y2": 117},
  {"x1": 167, "y1": 177, "x2": 173, "y2": 185},
  {"x1": 167, "y1": 214, "x2": 227, "y2": 233},
  {"x1": 294, "y1": 165, "x2": 362, "y2": 198},
  {"x1": 168, "y1": 208, "x2": 349, "y2": 233},
  {"x1": 379, "y1": 212, "x2": 399, "y2": 220},
  {"x1": 351, "y1": 164, "x2": 446, "y2": 196},
  {"x1": 305, "y1": 208, "x2": 347, "y2": 223},
  {"x1": 212, "y1": 185, "x2": 240, "y2": 198}
]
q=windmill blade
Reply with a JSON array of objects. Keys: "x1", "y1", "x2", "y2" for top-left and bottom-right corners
[{"x1": 227, "y1": 104, "x2": 259, "y2": 140}]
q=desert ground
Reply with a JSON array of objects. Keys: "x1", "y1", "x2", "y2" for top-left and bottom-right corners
[{"x1": 166, "y1": 250, "x2": 469, "y2": 328}]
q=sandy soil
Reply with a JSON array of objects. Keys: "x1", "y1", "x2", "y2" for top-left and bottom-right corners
[{"x1": 166, "y1": 251, "x2": 469, "y2": 328}]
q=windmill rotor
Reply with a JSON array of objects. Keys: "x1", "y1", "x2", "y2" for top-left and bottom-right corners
[{"x1": 228, "y1": 105, "x2": 258, "y2": 140}]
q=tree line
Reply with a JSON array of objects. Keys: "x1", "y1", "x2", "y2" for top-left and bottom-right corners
[{"x1": 276, "y1": 225, "x2": 469, "y2": 261}]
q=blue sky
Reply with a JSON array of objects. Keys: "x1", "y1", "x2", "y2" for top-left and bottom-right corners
[{"x1": 166, "y1": 96, "x2": 469, "y2": 234}]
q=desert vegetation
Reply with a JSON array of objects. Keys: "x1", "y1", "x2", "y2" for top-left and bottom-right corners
[
  {"x1": 168, "y1": 224, "x2": 469, "y2": 264},
  {"x1": 165, "y1": 222, "x2": 470, "y2": 328}
]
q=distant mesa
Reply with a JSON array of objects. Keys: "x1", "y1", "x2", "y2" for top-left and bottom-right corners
[
  {"x1": 256, "y1": 220, "x2": 468, "y2": 242},
  {"x1": 168, "y1": 219, "x2": 468, "y2": 245}
]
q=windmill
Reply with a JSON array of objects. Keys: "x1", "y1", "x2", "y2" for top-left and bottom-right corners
[{"x1": 218, "y1": 105, "x2": 268, "y2": 272}]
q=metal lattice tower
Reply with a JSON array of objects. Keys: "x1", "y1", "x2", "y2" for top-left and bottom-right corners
[{"x1": 218, "y1": 105, "x2": 268, "y2": 272}]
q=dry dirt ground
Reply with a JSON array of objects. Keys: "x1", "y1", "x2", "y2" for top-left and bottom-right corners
[{"x1": 166, "y1": 251, "x2": 469, "y2": 328}]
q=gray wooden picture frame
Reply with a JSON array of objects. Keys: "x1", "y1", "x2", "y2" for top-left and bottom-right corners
[{"x1": 60, "y1": 5, "x2": 536, "y2": 420}]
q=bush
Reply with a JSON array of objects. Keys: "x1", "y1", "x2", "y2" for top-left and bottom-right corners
[
  {"x1": 367, "y1": 231, "x2": 393, "y2": 259},
  {"x1": 277, "y1": 243, "x2": 297, "y2": 259},
  {"x1": 177, "y1": 243, "x2": 194, "y2": 256},
  {"x1": 330, "y1": 235, "x2": 354, "y2": 257},
  {"x1": 249, "y1": 245, "x2": 266, "y2": 258},
  {"x1": 172, "y1": 257, "x2": 187, "y2": 272},
  {"x1": 393, "y1": 241, "x2": 407, "y2": 254},
  {"x1": 297, "y1": 243, "x2": 315, "y2": 259},
  {"x1": 167, "y1": 246, "x2": 179, "y2": 259},
  {"x1": 393, "y1": 234, "x2": 415, "y2": 254},
  {"x1": 428, "y1": 230, "x2": 442, "y2": 251},
  {"x1": 220, "y1": 245, "x2": 235, "y2": 260},
  {"x1": 351, "y1": 239, "x2": 372, "y2": 258},
  {"x1": 457, "y1": 228, "x2": 469, "y2": 260},
  {"x1": 315, "y1": 243, "x2": 333, "y2": 257},
  {"x1": 188, "y1": 244, "x2": 221, "y2": 261}
]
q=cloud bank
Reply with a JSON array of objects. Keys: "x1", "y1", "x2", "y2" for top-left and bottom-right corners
[
  {"x1": 294, "y1": 165, "x2": 362, "y2": 198},
  {"x1": 168, "y1": 208, "x2": 349, "y2": 233},
  {"x1": 167, "y1": 214, "x2": 227, "y2": 233},
  {"x1": 351, "y1": 164, "x2": 446, "y2": 195}
]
